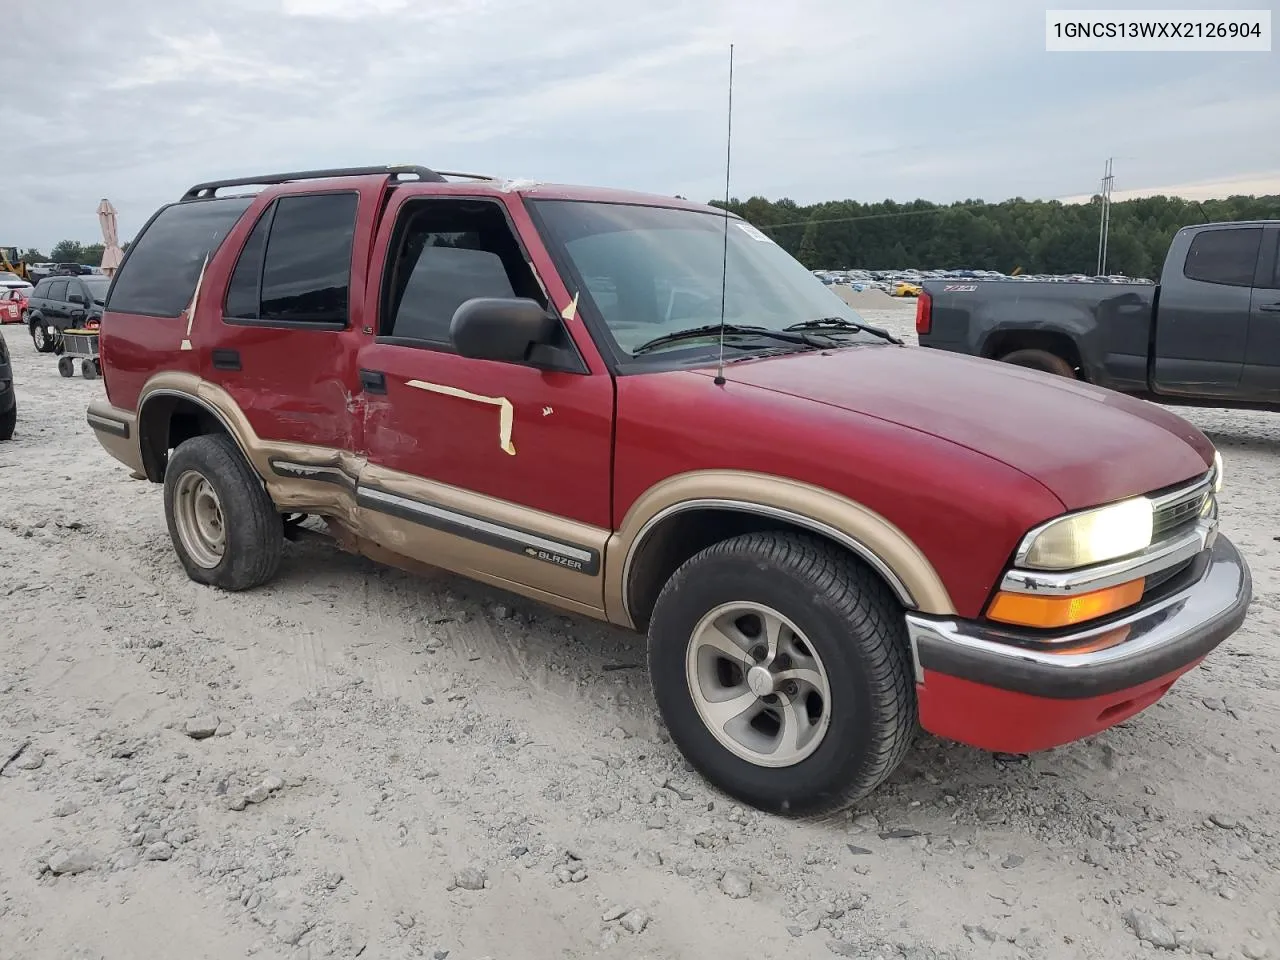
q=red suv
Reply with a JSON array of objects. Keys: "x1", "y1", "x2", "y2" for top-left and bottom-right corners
[{"x1": 86, "y1": 165, "x2": 1251, "y2": 816}]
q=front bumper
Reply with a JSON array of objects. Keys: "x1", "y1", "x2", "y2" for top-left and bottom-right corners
[{"x1": 905, "y1": 532, "x2": 1250, "y2": 753}]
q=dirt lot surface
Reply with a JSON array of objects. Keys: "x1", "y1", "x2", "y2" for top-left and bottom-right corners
[{"x1": 2, "y1": 307, "x2": 1278, "y2": 960}]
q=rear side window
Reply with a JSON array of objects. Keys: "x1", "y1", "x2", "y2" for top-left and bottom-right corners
[
  {"x1": 107, "y1": 197, "x2": 254, "y2": 317},
  {"x1": 224, "y1": 192, "x2": 358, "y2": 326},
  {"x1": 1183, "y1": 228, "x2": 1262, "y2": 287},
  {"x1": 48, "y1": 280, "x2": 68, "y2": 301},
  {"x1": 33, "y1": 279, "x2": 52, "y2": 297}
]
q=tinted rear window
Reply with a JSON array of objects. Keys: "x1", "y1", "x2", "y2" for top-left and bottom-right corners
[{"x1": 107, "y1": 197, "x2": 254, "y2": 317}]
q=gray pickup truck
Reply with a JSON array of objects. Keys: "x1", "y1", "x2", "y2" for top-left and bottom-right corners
[{"x1": 917, "y1": 220, "x2": 1280, "y2": 408}]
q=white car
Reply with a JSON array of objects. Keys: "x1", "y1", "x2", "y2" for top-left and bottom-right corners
[{"x1": 0, "y1": 271, "x2": 34, "y2": 295}]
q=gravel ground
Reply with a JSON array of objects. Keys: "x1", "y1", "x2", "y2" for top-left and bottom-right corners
[{"x1": 1, "y1": 307, "x2": 1278, "y2": 960}]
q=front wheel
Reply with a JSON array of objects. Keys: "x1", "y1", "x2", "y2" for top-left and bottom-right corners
[
  {"x1": 163, "y1": 433, "x2": 283, "y2": 591},
  {"x1": 647, "y1": 531, "x2": 916, "y2": 818},
  {"x1": 58, "y1": 356, "x2": 75, "y2": 378},
  {"x1": 31, "y1": 322, "x2": 53, "y2": 353}
]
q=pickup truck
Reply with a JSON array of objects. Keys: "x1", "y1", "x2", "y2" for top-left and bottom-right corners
[
  {"x1": 916, "y1": 220, "x2": 1280, "y2": 407},
  {"x1": 85, "y1": 164, "x2": 1250, "y2": 817}
]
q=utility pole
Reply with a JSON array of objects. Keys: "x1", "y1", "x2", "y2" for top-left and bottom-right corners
[{"x1": 1096, "y1": 157, "x2": 1114, "y2": 276}]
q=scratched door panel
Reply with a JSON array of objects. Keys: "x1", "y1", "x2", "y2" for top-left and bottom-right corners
[{"x1": 358, "y1": 342, "x2": 613, "y2": 528}]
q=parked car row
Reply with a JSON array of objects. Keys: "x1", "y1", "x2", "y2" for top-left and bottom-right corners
[
  {"x1": 813, "y1": 266, "x2": 1154, "y2": 294},
  {"x1": 27, "y1": 262, "x2": 104, "y2": 283}
]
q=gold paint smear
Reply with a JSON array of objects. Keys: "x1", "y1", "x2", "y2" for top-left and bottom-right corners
[
  {"x1": 179, "y1": 253, "x2": 209, "y2": 352},
  {"x1": 560, "y1": 291, "x2": 579, "y2": 321},
  {"x1": 405, "y1": 380, "x2": 516, "y2": 455}
]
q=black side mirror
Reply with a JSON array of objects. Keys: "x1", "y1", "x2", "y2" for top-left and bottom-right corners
[
  {"x1": 450, "y1": 297, "x2": 578, "y2": 369},
  {"x1": 68, "y1": 293, "x2": 86, "y2": 306}
]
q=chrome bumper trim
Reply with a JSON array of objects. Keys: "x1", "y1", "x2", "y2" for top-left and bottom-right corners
[{"x1": 904, "y1": 534, "x2": 1250, "y2": 700}]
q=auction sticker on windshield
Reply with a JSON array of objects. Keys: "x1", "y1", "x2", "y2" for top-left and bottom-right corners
[{"x1": 736, "y1": 222, "x2": 775, "y2": 243}]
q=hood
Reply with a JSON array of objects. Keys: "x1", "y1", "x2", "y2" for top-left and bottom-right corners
[{"x1": 705, "y1": 345, "x2": 1213, "y2": 510}]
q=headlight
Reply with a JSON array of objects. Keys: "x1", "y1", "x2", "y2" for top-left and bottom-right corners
[
  {"x1": 1017, "y1": 497, "x2": 1153, "y2": 571},
  {"x1": 1212, "y1": 449, "x2": 1223, "y2": 494}
]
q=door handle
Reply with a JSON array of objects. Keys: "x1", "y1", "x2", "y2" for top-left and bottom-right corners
[
  {"x1": 1260, "y1": 303, "x2": 1280, "y2": 313},
  {"x1": 359, "y1": 369, "x2": 387, "y2": 394},
  {"x1": 212, "y1": 348, "x2": 241, "y2": 371}
]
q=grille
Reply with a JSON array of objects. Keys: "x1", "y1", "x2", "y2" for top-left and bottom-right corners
[{"x1": 1150, "y1": 477, "x2": 1211, "y2": 543}]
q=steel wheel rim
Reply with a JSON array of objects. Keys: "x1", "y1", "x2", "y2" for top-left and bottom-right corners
[
  {"x1": 685, "y1": 601, "x2": 832, "y2": 768},
  {"x1": 173, "y1": 470, "x2": 226, "y2": 568}
]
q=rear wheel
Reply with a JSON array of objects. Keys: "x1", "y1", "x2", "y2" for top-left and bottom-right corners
[
  {"x1": 163, "y1": 433, "x2": 283, "y2": 591},
  {"x1": 999, "y1": 348, "x2": 1077, "y2": 379},
  {"x1": 647, "y1": 531, "x2": 916, "y2": 818}
]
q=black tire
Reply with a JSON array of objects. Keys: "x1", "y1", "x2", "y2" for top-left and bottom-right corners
[
  {"x1": 999, "y1": 348, "x2": 1076, "y2": 379},
  {"x1": 163, "y1": 433, "x2": 283, "y2": 591},
  {"x1": 647, "y1": 531, "x2": 916, "y2": 818},
  {"x1": 80, "y1": 358, "x2": 98, "y2": 379},
  {"x1": 30, "y1": 321, "x2": 53, "y2": 353},
  {"x1": 58, "y1": 356, "x2": 75, "y2": 378},
  {"x1": 0, "y1": 398, "x2": 14, "y2": 441}
]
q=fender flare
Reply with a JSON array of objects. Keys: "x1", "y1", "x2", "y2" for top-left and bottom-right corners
[{"x1": 604, "y1": 470, "x2": 955, "y2": 626}]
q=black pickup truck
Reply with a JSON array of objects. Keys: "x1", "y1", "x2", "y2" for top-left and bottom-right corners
[{"x1": 916, "y1": 220, "x2": 1280, "y2": 407}]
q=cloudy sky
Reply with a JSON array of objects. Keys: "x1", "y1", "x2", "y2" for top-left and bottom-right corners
[{"x1": 4, "y1": 0, "x2": 1276, "y2": 250}]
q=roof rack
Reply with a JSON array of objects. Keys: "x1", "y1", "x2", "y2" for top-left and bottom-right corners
[
  {"x1": 436, "y1": 171, "x2": 498, "y2": 181},
  {"x1": 180, "y1": 164, "x2": 448, "y2": 201}
]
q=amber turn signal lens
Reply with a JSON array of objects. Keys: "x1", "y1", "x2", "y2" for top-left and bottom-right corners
[{"x1": 986, "y1": 578, "x2": 1145, "y2": 629}]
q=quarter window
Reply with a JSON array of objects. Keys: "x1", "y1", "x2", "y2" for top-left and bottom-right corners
[
  {"x1": 224, "y1": 193, "x2": 358, "y2": 326},
  {"x1": 106, "y1": 197, "x2": 254, "y2": 316},
  {"x1": 1183, "y1": 228, "x2": 1262, "y2": 288},
  {"x1": 379, "y1": 199, "x2": 544, "y2": 344}
]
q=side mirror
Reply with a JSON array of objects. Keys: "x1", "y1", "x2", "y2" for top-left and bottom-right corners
[
  {"x1": 450, "y1": 297, "x2": 560, "y2": 365},
  {"x1": 68, "y1": 293, "x2": 86, "y2": 306}
]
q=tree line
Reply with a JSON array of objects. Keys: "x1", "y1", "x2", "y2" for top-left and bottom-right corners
[
  {"x1": 12, "y1": 240, "x2": 129, "y2": 267},
  {"x1": 712, "y1": 192, "x2": 1280, "y2": 278}
]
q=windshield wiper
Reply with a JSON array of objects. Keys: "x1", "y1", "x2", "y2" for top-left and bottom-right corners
[
  {"x1": 784, "y1": 316, "x2": 903, "y2": 345},
  {"x1": 631, "y1": 323, "x2": 826, "y2": 356}
]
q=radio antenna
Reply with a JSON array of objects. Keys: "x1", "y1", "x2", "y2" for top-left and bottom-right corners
[{"x1": 713, "y1": 42, "x2": 735, "y2": 386}]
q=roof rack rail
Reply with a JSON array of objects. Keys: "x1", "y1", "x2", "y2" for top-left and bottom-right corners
[
  {"x1": 436, "y1": 170, "x2": 497, "y2": 181},
  {"x1": 180, "y1": 164, "x2": 447, "y2": 201}
]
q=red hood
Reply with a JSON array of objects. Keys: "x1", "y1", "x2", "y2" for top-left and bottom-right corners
[{"x1": 703, "y1": 345, "x2": 1214, "y2": 510}]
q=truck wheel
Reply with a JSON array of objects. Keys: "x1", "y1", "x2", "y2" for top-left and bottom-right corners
[
  {"x1": 163, "y1": 433, "x2": 283, "y2": 591},
  {"x1": 58, "y1": 357, "x2": 75, "y2": 378},
  {"x1": 999, "y1": 348, "x2": 1077, "y2": 379},
  {"x1": 31, "y1": 322, "x2": 53, "y2": 353},
  {"x1": 647, "y1": 531, "x2": 916, "y2": 818}
]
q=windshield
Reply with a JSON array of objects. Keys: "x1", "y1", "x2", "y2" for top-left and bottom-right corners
[
  {"x1": 83, "y1": 276, "x2": 111, "y2": 301},
  {"x1": 528, "y1": 200, "x2": 876, "y2": 363},
  {"x1": 0, "y1": 272, "x2": 19, "y2": 282}
]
